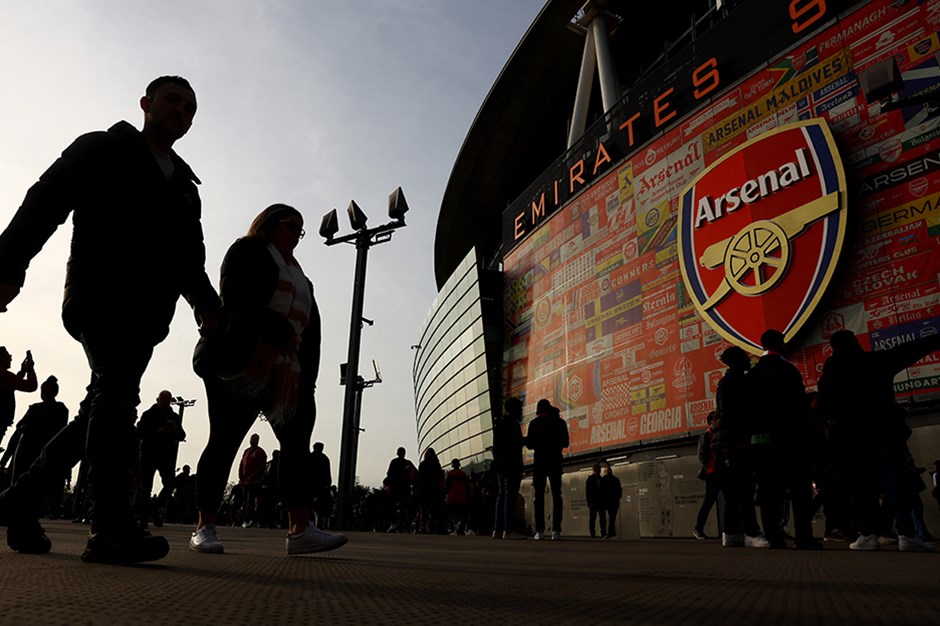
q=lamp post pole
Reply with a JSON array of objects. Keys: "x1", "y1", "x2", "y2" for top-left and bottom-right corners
[
  {"x1": 319, "y1": 188, "x2": 409, "y2": 530},
  {"x1": 336, "y1": 234, "x2": 369, "y2": 530}
]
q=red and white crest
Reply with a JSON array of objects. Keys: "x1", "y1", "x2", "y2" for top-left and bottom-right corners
[{"x1": 678, "y1": 120, "x2": 848, "y2": 354}]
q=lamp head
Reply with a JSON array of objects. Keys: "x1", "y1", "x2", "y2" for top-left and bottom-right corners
[
  {"x1": 319, "y1": 209, "x2": 339, "y2": 241},
  {"x1": 347, "y1": 200, "x2": 368, "y2": 231},
  {"x1": 388, "y1": 187, "x2": 409, "y2": 223}
]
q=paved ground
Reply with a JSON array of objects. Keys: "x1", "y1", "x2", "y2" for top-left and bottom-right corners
[{"x1": 0, "y1": 521, "x2": 938, "y2": 625}]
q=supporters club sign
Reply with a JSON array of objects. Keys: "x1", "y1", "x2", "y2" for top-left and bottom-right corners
[{"x1": 678, "y1": 120, "x2": 848, "y2": 354}]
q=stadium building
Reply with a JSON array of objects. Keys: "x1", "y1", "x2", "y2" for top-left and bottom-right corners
[{"x1": 413, "y1": 0, "x2": 940, "y2": 538}]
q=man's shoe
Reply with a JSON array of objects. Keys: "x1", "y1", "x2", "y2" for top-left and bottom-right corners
[
  {"x1": 745, "y1": 534, "x2": 770, "y2": 548},
  {"x1": 692, "y1": 528, "x2": 707, "y2": 540},
  {"x1": 849, "y1": 534, "x2": 880, "y2": 550},
  {"x1": 824, "y1": 530, "x2": 850, "y2": 542},
  {"x1": 722, "y1": 533, "x2": 745, "y2": 547},
  {"x1": 286, "y1": 523, "x2": 348, "y2": 555},
  {"x1": 7, "y1": 521, "x2": 52, "y2": 554},
  {"x1": 81, "y1": 529, "x2": 169, "y2": 564},
  {"x1": 533, "y1": 531, "x2": 544, "y2": 540},
  {"x1": 190, "y1": 524, "x2": 224, "y2": 554},
  {"x1": 898, "y1": 535, "x2": 936, "y2": 552},
  {"x1": 878, "y1": 535, "x2": 898, "y2": 545},
  {"x1": 551, "y1": 531, "x2": 561, "y2": 541}
]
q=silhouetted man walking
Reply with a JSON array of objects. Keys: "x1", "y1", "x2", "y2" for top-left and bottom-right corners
[
  {"x1": 135, "y1": 390, "x2": 185, "y2": 528},
  {"x1": 0, "y1": 76, "x2": 219, "y2": 563}
]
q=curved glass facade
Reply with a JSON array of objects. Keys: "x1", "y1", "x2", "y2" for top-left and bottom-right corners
[{"x1": 413, "y1": 249, "x2": 495, "y2": 471}]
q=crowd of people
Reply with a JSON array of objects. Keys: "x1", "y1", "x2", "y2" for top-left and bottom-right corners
[
  {"x1": 694, "y1": 328, "x2": 940, "y2": 552},
  {"x1": 0, "y1": 75, "x2": 346, "y2": 564},
  {"x1": 376, "y1": 396, "x2": 593, "y2": 541},
  {"x1": 0, "y1": 363, "x2": 341, "y2": 531}
]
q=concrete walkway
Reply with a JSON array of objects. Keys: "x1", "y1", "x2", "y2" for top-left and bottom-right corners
[{"x1": 0, "y1": 520, "x2": 937, "y2": 625}]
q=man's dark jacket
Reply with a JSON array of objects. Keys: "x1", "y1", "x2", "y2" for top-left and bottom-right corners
[
  {"x1": 818, "y1": 335, "x2": 940, "y2": 447},
  {"x1": 0, "y1": 121, "x2": 218, "y2": 342},
  {"x1": 492, "y1": 415, "x2": 524, "y2": 475},
  {"x1": 744, "y1": 353, "x2": 809, "y2": 447},
  {"x1": 4, "y1": 399, "x2": 68, "y2": 475},
  {"x1": 713, "y1": 367, "x2": 750, "y2": 451},
  {"x1": 585, "y1": 473, "x2": 602, "y2": 509},
  {"x1": 136, "y1": 404, "x2": 185, "y2": 462},
  {"x1": 525, "y1": 410, "x2": 570, "y2": 467}
]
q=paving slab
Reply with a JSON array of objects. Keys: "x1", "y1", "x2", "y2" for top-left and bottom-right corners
[{"x1": 0, "y1": 521, "x2": 938, "y2": 625}]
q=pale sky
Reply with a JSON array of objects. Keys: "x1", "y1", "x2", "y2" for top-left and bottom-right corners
[{"x1": 0, "y1": 0, "x2": 546, "y2": 490}]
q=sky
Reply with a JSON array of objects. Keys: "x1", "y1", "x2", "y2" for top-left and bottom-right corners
[{"x1": 0, "y1": 0, "x2": 547, "y2": 490}]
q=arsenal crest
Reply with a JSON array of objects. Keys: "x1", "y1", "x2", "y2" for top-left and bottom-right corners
[{"x1": 678, "y1": 120, "x2": 847, "y2": 354}]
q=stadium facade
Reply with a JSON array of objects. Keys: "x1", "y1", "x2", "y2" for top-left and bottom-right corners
[{"x1": 414, "y1": 0, "x2": 940, "y2": 538}]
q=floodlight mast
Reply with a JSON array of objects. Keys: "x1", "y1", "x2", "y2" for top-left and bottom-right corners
[{"x1": 320, "y1": 187, "x2": 409, "y2": 530}]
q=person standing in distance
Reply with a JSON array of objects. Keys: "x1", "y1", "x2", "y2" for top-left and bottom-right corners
[
  {"x1": 0, "y1": 347, "x2": 38, "y2": 445},
  {"x1": 0, "y1": 76, "x2": 220, "y2": 563},
  {"x1": 585, "y1": 463, "x2": 604, "y2": 539},
  {"x1": 525, "y1": 399, "x2": 569, "y2": 540},
  {"x1": 1, "y1": 375, "x2": 68, "y2": 515},
  {"x1": 713, "y1": 346, "x2": 767, "y2": 548},
  {"x1": 492, "y1": 397, "x2": 524, "y2": 539},
  {"x1": 135, "y1": 390, "x2": 186, "y2": 529},
  {"x1": 745, "y1": 329, "x2": 818, "y2": 550}
]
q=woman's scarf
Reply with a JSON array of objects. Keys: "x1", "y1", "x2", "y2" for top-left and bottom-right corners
[{"x1": 223, "y1": 243, "x2": 312, "y2": 426}]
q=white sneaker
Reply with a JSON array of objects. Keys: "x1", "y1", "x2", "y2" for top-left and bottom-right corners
[
  {"x1": 898, "y1": 535, "x2": 936, "y2": 552},
  {"x1": 745, "y1": 534, "x2": 770, "y2": 549},
  {"x1": 878, "y1": 535, "x2": 898, "y2": 545},
  {"x1": 551, "y1": 531, "x2": 561, "y2": 541},
  {"x1": 849, "y1": 534, "x2": 880, "y2": 550},
  {"x1": 190, "y1": 524, "x2": 224, "y2": 554},
  {"x1": 286, "y1": 523, "x2": 348, "y2": 555},
  {"x1": 721, "y1": 533, "x2": 745, "y2": 547},
  {"x1": 533, "y1": 531, "x2": 544, "y2": 540}
]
